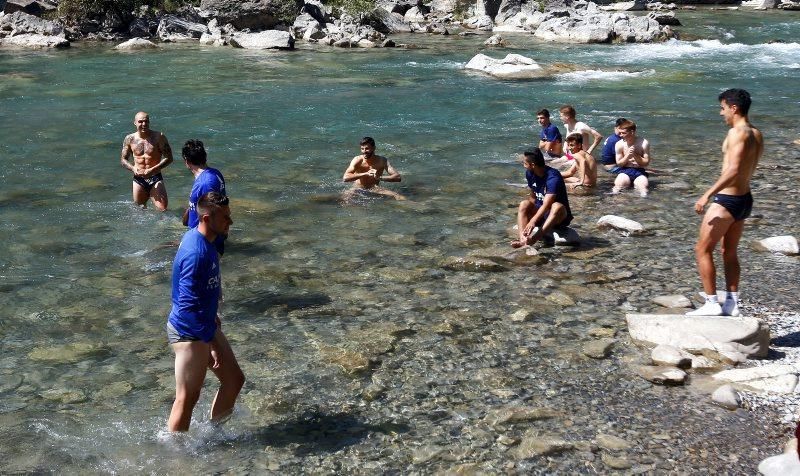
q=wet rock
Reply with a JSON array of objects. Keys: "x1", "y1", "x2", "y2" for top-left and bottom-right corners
[
  {"x1": 637, "y1": 365, "x2": 686, "y2": 385},
  {"x1": 597, "y1": 215, "x2": 644, "y2": 234},
  {"x1": 29, "y1": 343, "x2": 110, "y2": 363},
  {"x1": 651, "y1": 344, "x2": 692, "y2": 368},
  {"x1": 711, "y1": 384, "x2": 741, "y2": 410},
  {"x1": 652, "y1": 294, "x2": 691, "y2": 308},
  {"x1": 412, "y1": 445, "x2": 445, "y2": 464},
  {"x1": 602, "y1": 453, "x2": 633, "y2": 470},
  {"x1": 484, "y1": 34, "x2": 506, "y2": 46},
  {"x1": 509, "y1": 309, "x2": 534, "y2": 322},
  {"x1": 516, "y1": 433, "x2": 574, "y2": 459},
  {"x1": 96, "y1": 381, "x2": 133, "y2": 399},
  {"x1": 596, "y1": 433, "x2": 632, "y2": 450},
  {"x1": 546, "y1": 291, "x2": 575, "y2": 306},
  {"x1": 754, "y1": 235, "x2": 799, "y2": 255},
  {"x1": 583, "y1": 338, "x2": 615, "y2": 359},
  {"x1": 484, "y1": 406, "x2": 561, "y2": 426},
  {"x1": 464, "y1": 53, "x2": 545, "y2": 79},
  {"x1": 626, "y1": 313, "x2": 770, "y2": 358},
  {"x1": 441, "y1": 256, "x2": 509, "y2": 272},
  {"x1": 318, "y1": 345, "x2": 370, "y2": 375},
  {"x1": 713, "y1": 365, "x2": 799, "y2": 393},
  {"x1": 230, "y1": 30, "x2": 294, "y2": 49},
  {"x1": 0, "y1": 374, "x2": 23, "y2": 393},
  {"x1": 41, "y1": 388, "x2": 87, "y2": 403},
  {"x1": 648, "y1": 10, "x2": 681, "y2": 25},
  {"x1": 115, "y1": 38, "x2": 158, "y2": 50}
]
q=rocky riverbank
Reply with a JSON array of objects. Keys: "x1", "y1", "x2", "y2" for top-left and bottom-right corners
[{"x1": 1, "y1": 0, "x2": 797, "y2": 49}]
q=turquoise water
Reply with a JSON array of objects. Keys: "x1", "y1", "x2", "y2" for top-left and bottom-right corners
[{"x1": 1, "y1": 10, "x2": 799, "y2": 472}]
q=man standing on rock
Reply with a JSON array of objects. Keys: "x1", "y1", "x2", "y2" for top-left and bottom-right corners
[
  {"x1": 687, "y1": 89, "x2": 763, "y2": 317},
  {"x1": 511, "y1": 149, "x2": 573, "y2": 248},
  {"x1": 537, "y1": 108, "x2": 563, "y2": 158},
  {"x1": 120, "y1": 111, "x2": 173, "y2": 210},
  {"x1": 342, "y1": 137, "x2": 404, "y2": 200},
  {"x1": 181, "y1": 139, "x2": 227, "y2": 256},
  {"x1": 167, "y1": 192, "x2": 244, "y2": 431}
]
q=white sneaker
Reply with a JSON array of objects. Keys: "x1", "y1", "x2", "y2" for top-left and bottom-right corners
[
  {"x1": 722, "y1": 299, "x2": 740, "y2": 317},
  {"x1": 686, "y1": 301, "x2": 723, "y2": 316}
]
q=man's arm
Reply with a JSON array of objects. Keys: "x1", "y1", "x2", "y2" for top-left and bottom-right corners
[
  {"x1": 120, "y1": 135, "x2": 136, "y2": 174},
  {"x1": 586, "y1": 127, "x2": 603, "y2": 155},
  {"x1": 182, "y1": 208, "x2": 190, "y2": 226},
  {"x1": 694, "y1": 130, "x2": 745, "y2": 214},
  {"x1": 380, "y1": 159, "x2": 401, "y2": 183},
  {"x1": 561, "y1": 162, "x2": 577, "y2": 178},
  {"x1": 147, "y1": 133, "x2": 174, "y2": 175},
  {"x1": 637, "y1": 139, "x2": 651, "y2": 167},
  {"x1": 615, "y1": 141, "x2": 627, "y2": 166},
  {"x1": 343, "y1": 157, "x2": 374, "y2": 182}
]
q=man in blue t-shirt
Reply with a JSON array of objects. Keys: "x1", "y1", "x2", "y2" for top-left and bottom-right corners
[
  {"x1": 537, "y1": 108, "x2": 563, "y2": 158},
  {"x1": 167, "y1": 192, "x2": 244, "y2": 432},
  {"x1": 511, "y1": 149, "x2": 573, "y2": 248},
  {"x1": 181, "y1": 139, "x2": 227, "y2": 255},
  {"x1": 600, "y1": 118, "x2": 626, "y2": 174}
]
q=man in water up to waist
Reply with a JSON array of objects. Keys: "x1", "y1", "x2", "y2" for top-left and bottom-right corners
[
  {"x1": 342, "y1": 136, "x2": 404, "y2": 200},
  {"x1": 687, "y1": 88, "x2": 763, "y2": 317}
]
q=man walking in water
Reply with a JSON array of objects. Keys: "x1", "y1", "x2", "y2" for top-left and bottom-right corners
[
  {"x1": 342, "y1": 137, "x2": 403, "y2": 200},
  {"x1": 167, "y1": 192, "x2": 244, "y2": 431},
  {"x1": 120, "y1": 111, "x2": 173, "y2": 210},
  {"x1": 687, "y1": 89, "x2": 763, "y2": 316},
  {"x1": 181, "y1": 139, "x2": 227, "y2": 255}
]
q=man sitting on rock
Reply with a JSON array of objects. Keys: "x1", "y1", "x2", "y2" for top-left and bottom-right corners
[
  {"x1": 561, "y1": 133, "x2": 597, "y2": 190},
  {"x1": 511, "y1": 149, "x2": 574, "y2": 248}
]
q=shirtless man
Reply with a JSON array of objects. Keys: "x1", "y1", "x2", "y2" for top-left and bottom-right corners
[
  {"x1": 559, "y1": 105, "x2": 602, "y2": 156},
  {"x1": 511, "y1": 149, "x2": 574, "y2": 248},
  {"x1": 537, "y1": 108, "x2": 563, "y2": 158},
  {"x1": 120, "y1": 111, "x2": 173, "y2": 210},
  {"x1": 342, "y1": 137, "x2": 403, "y2": 200},
  {"x1": 612, "y1": 120, "x2": 652, "y2": 197},
  {"x1": 687, "y1": 89, "x2": 763, "y2": 316},
  {"x1": 561, "y1": 133, "x2": 597, "y2": 190}
]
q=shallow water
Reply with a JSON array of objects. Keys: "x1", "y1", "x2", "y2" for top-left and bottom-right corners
[{"x1": 1, "y1": 10, "x2": 799, "y2": 473}]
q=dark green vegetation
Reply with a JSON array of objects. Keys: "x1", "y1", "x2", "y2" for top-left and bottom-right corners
[{"x1": 57, "y1": 0, "x2": 199, "y2": 22}]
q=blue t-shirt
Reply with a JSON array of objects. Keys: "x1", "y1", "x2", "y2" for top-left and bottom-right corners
[
  {"x1": 600, "y1": 133, "x2": 622, "y2": 165},
  {"x1": 540, "y1": 123, "x2": 563, "y2": 144},
  {"x1": 525, "y1": 166, "x2": 573, "y2": 224},
  {"x1": 168, "y1": 228, "x2": 221, "y2": 343},
  {"x1": 187, "y1": 168, "x2": 226, "y2": 229}
]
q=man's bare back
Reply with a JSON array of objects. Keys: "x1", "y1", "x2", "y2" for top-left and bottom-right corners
[{"x1": 718, "y1": 123, "x2": 762, "y2": 196}]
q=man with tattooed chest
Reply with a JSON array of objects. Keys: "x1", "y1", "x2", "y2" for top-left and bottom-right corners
[{"x1": 120, "y1": 111, "x2": 174, "y2": 210}]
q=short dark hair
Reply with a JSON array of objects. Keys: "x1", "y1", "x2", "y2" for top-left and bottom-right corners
[
  {"x1": 523, "y1": 149, "x2": 545, "y2": 167},
  {"x1": 718, "y1": 88, "x2": 751, "y2": 115},
  {"x1": 566, "y1": 133, "x2": 583, "y2": 144},
  {"x1": 615, "y1": 117, "x2": 628, "y2": 127},
  {"x1": 559, "y1": 105, "x2": 576, "y2": 118},
  {"x1": 182, "y1": 139, "x2": 207, "y2": 166},
  {"x1": 618, "y1": 119, "x2": 636, "y2": 131},
  {"x1": 359, "y1": 137, "x2": 376, "y2": 147},
  {"x1": 197, "y1": 191, "x2": 229, "y2": 218},
  {"x1": 537, "y1": 108, "x2": 550, "y2": 118}
]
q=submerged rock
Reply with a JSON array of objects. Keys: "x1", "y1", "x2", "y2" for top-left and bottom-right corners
[
  {"x1": 464, "y1": 53, "x2": 546, "y2": 79},
  {"x1": 29, "y1": 343, "x2": 110, "y2": 363},
  {"x1": 583, "y1": 338, "x2": 615, "y2": 359},
  {"x1": 515, "y1": 433, "x2": 574, "y2": 458},
  {"x1": 441, "y1": 256, "x2": 509, "y2": 272}
]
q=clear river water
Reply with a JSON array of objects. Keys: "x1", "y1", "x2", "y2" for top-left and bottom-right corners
[{"x1": 1, "y1": 9, "x2": 799, "y2": 474}]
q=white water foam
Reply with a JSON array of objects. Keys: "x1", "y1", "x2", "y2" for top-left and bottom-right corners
[
  {"x1": 608, "y1": 39, "x2": 800, "y2": 65},
  {"x1": 555, "y1": 69, "x2": 655, "y2": 83}
]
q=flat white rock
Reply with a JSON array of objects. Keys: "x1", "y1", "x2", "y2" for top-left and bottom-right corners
[
  {"x1": 597, "y1": 215, "x2": 644, "y2": 233},
  {"x1": 755, "y1": 235, "x2": 799, "y2": 255},
  {"x1": 464, "y1": 53, "x2": 546, "y2": 79}
]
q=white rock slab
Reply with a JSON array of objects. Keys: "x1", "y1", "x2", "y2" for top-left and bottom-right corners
[
  {"x1": 713, "y1": 364, "x2": 798, "y2": 382},
  {"x1": 464, "y1": 53, "x2": 546, "y2": 79},
  {"x1": 653, "y1": 294, "x2": 692, "y2": 308},
  {"x1": 230, "y1": 30, "x2": 294, "y2": 49},
  {"x1": 115, "y1": 38, "x2": 158, "y2": 50},
  {"x1": 0, "y1": 33, "x2": 68, "y2": 48},
  {"x1": 758, "y1": 439, "x2": 800, "y2": 476},
  {"x1": 626, "y1": 314, "x2": 770, "y2": 358},
  {"x1": 597, "y1": 215, "x2": 644, "y2": 233},
  {"x1": 755, "y1": 235, "x2": 799, "y2": 255},
  {"x1": 651, "y1": 344, "x2": 693, "y2": 368}
]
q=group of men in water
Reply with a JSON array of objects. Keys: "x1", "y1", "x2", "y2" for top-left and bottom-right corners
[{"x1": 120, "y1": 87, "x2": 761, "y2": 432}]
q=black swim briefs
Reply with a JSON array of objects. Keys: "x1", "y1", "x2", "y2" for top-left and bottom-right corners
[
  {"x1": 713, "y1": 192, "x2": 753, "y2": 221},
  {"x1": 133, "y1": 173, "x2": 164, "y2": 192}
]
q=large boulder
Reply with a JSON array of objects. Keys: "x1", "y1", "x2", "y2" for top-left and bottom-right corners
[
  {"x1": 115, "y1": 38, "x2": 158, "y2": 50},
  {"x1": 612, "y1": 13, "x2": 664, "y2": 43},
  {"x1": 156, "y1": 15, "x2": 208, "y2": 41},
  {"x1": 3, "y1": 0, "x2": 56, "y2": 16},
  {"x1": 534, "y1": 15, "x2": 613, "y2": 43},
  {"x1": 626, "y1": 313, "x2": 770, "y2": 358},
  {"x1": 229, "y1": 30, "x2": 294, "y2": 49},
  {"x1": 361, "y1": 7, "x2": 411, "y2": 33},
  {"x1": 463, "y1": 14, "x2": 494, "y2": 30},
  {"x1": 464, "y1": 53, "x2": 546, "y2": 79},
  {"x1": 599, "y1": 0, "x2": 647, "y2": 11},
  {"x1": 199, "y1": 0, "x2": 297, "y2": 30},
  {"x1": 0, "y1": 32, "x2": 68, "y2": 47},
  {"x1": 494, "y1": 0, "x2": 522, "y2": 24},
  {"x1": 0, "y1": 10, "x2": 63, "y2": 36}
]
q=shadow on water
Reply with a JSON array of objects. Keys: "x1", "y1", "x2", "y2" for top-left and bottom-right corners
[{"x1": 250, "y1": 410, "x2": 410, "y2": 456}]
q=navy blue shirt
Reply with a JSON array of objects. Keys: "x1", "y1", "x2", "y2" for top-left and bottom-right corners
[
  {"x1": 600, "y1": 133, "x2": 622, "y2": 165},
  {"x1": 525, "y1": 166, "x2": 573, "y2": 225},
  {"x1": 168, "y1": 228, "x2": 221, "y2": 343},
  {"x1": 540, "y1": 123, "x2": 563, "y2": 144}
]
